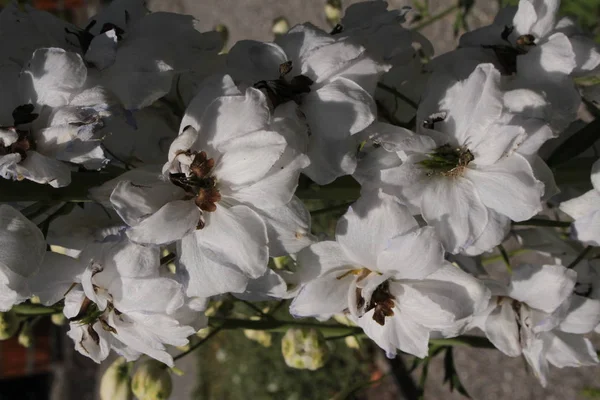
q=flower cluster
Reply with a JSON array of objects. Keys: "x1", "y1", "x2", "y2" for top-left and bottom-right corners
[{"x1": 1, "y1": 0, "x2": 600, "y2": 395}]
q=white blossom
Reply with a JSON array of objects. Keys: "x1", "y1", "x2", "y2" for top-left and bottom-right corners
[{"x1": 291, "y1": 190, "x2": 489, "y2": 357}]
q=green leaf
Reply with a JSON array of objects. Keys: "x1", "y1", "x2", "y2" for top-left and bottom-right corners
[
  {"x1": 546, "y1": 118, "x2": 600, "y2": 167},
  {"x1": 443, "y1": 347, "x2": 471, "y2": 398}
]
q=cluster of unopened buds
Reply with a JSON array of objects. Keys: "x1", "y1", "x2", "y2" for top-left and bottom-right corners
[{"x1": 0, "y1": 0, "x2": 599, "y2": 397}]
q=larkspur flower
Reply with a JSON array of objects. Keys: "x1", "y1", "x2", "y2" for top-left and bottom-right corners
[{"x1": 291, "y1": 190, "x2": 489, "y2": 357}]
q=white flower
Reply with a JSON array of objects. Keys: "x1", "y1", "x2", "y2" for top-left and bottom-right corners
[
  {"x1": 0, "y1": 205, "x2": 46, "y2": 311},
  {"x1": 560, "y1": 159, "x2": 600, "y2": 246},
  {"x1": 362, "y1": 64, "x2": 544, "y2": 254},
  {"x1": 472, "y1": 263, "x2": 598, "y2": 387},
  {"x1": 227, "y1": 23, "x2": 387, "y2": 184},
  {"x1": 96, "y1": 80, "x2": 310, "y2": 298},
  {"x1": 49, "y1": 234, "x2": 197, "y2": 367},
  {"x1": 1, "y1": 48, "x2": 110, "y2": 187},
  {"x1": 457, "y1": 0, "x2": 600, "y2": 130},
  {"x1": 290, "y1": 190, "x2": 489, "y2": 358}
]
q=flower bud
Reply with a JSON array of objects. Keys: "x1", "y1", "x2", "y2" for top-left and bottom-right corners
[
  {"x1": 325, "y1": 0, "x2": 342, "y2": 26},
  {"x1": 51, "y1": 313, "x2": 66, "y2": 326},
  {"x1": 18, "y1": 321, "x2": 34, "y2": 348},
  {"x1": 0, "y1": 311, "x2": 20, "y2": 340},
  {"x1": 100, "y1": 357, "x2": 133, "y2": 400},
  {"x1": 131, "y1": 360, "x2": 172, "y2": 400},
  {"x1": 244, "y1": 329, "x2": 273, "y2": 347},
  {"x1": 281, "y1": 328, "x2": 329, "y2": 371}
]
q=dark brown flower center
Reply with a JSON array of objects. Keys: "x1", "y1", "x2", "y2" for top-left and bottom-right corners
[
  {"x1": 365, "y1": 281, "x2": 396, "y2": 326},
  {"x1": 0, "y1": 129, "x2": 34, "y2": 160},
  {"x1": 169, "y1": 150, "x2": 221, "y2": 229}
]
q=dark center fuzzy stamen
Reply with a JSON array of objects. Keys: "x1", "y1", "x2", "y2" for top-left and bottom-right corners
[
  {"x1": 169, "y1": 150, "x2": 221, "y2": 229},
  {"x1": 365, "y1": 281, "x2": 396, "y2": 326},
  {"x1": 253, "y1": 61, "x2": 314, "y2": 109},
  {"x1": 419, "y1": 144, "x2": 474, "y2": 177}
]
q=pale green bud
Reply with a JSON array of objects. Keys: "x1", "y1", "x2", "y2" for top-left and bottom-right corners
[
  {"x1": 100, "y1": 357, "x2": 133, "y2": 400},
  {"x1": 243, "y1": 329, "x2": 273, "y2": 347},
  {"x1": 325, "y1": 0, "x2": 342, "y2": 27},
  {"x1": 18, "y1": 321, "x2": 34, "y2": 348},
  {"x1": 131, "y1": 360, "x2": 172, "y2": 400},
  {"x1": 272, "y1": 17, "x2": 290, "y2": 36},
  {"x1": 0, "y1": 311, "x2": 20, "y2": 340},
  {"x1": 51, "y1": 313, "x2": 66, "y2": 326},
  {"x1": 281, "y1": 328, "x2": 329, "y2": 371}
]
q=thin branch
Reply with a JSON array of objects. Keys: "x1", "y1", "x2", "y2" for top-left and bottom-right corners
[
  {"x1": 512, "y1": 218, "x2": 571, "y2": 228},
  {"x1": 310, "y1": 202, "x2": 353, "y2": 216},
  {"x1": 173, "y1": 327, "x2": 223, "y2": 362},
  {"x1": 411, "y1": 4, "x2": 459, "y2": 31},
  {"x1": 377, "y1": 82, "x2": 419, "y2": 109},
  {"x1": 567, "y1": 246, "x2": 593, "y2": 269}
]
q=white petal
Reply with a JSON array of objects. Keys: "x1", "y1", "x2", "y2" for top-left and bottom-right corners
[
  {"x1": 484, "y1": 301, "x2": 522, "y2": 357},
  {"x1": 178, "y1": 234, "x2": 250, "y2": 297},
  {"x1": 16, "y1": 151, "x2": 71, "y2": 188},
  {"x1": 201, "y1": 88, "x2": 270, "y2": 147},
  {"x1": 519, "y1": 33, "x2": 576, "y2": 76},
  {"x1": 560, "y1": 190, "x2": 600, "y2": 220},
  {"x1": 67, "y1": 321, "x2": 111, "y2": 364},
  {"x1": 112, "y1": 277, "x2": 185, "y2": 315},
  {"x1": 377, "y1": 227, "x2": 444, "y2": 279},
  {"x1": 0, "y1": 204, "x2": 45, "y2": 275},
  {"x1": 21, "y1": 48, "x2": 87, "y2": 107},
  {"x1": 192, "y1": 205, "x2": 269, "y2": 279},
  {"x1": 296, "y1": 241, "x2": 358, "y2": 284},
  {"x1": 509, "y1": 264, "x2": 576, "y2": 313},
  {"x1": 359, "y1": 308, "x2": 430, "y2": 358},
  {"x1": 214, "y1": 130, "x2": 287, "y2": 188},
  {"x1": 421, "y1": 176, "x2": 488, "y2": 254},
  {"x1": 559, "y1": 295, "x2": 600, "y2": 334},
  {"x1": 462, "y1": 208, "x2": 511, "y2": 256},
  {"x1": 84, "y1": 30, "x2": 118, "y2": 70},
  {"x1": 302, "y1": 77, "x2": 376, "y2": 140},
  {"x1": 394, "y1": 282, "x2": 458, "y2": 330},
  {"x1": 303, "y1": 135, "x2": 357, "y2": 185},
  {"x1": 127, "y1": 200, "x2": 201, "y2": 245},
  {"x1": 29, "y1": 252, "x2": 82, "y2": 306},
  {"x1": 236, "y1": 269, "x2": 289, "y2": 301},
  {"x1": 466, "y1": 154, "x2": 543, "y2": 221},
  {"x1": 110, "y1": 179, "x2": 183, "y2": 227},
  {"x1": 253, "y1": 198, "x2": 314, "y2": 257},
  {"x1": 337, "y1": 190, "x2": 418, "y2": 269},
  {"x1": 522, "y1": 335, "x2": 550, "y2": 387},
  {"x1": 545, "y1": 331, "x2": 599, "y2": 368},
  {"x1": 290, "y1": 273, "x2": 355, "y2": 318},
  {"x1": 514, "y1": 0, "x2": 559, "y2": 38},
  {"x1": 571, "y1": 210, "x2": 600, "y2": 246}
]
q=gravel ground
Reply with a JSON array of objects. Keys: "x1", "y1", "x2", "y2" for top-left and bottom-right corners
[{"x1": 59, "y1": 1, "x2": 600, "y2": 399}]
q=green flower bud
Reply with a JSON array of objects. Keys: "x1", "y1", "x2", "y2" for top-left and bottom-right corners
[
  {"x1": 325, "y1": 0, "x2": 342, "y2": 27},
  {"x1": 100, "y1": 357, "x2": 133, "y2": 400},
  {"x1": 281, "y1": 328, "x2": 329, "y2": 371},
  {"x1": 0, "y1": 311, "x2": 20, "y2": 340},
  {"x1": 18, "y1": 321, "x2": 34, "y2": 348},
  {"x1": 244, "y1": 329, "x2": 273, "y2": 347},
  {"x1": 131, "y1": 360, "x2": 172, "y2": 400}
]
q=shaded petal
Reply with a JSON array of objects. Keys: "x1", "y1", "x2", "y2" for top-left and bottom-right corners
[
  {"x1": 296, "y1": 241, "x2": 357, "y2": 283},
  {"x1": 226, "y1": 40, "x2": 286, "y2": 83},
  {"x1": 290, "y1": 273, "x2": 355, "y2": 318},
  {"x1": 420, "y1": 176, "x2": 488, "y2": 254},
  {"x1": 560, "y1": 190, "x2": 600, "y2": 220},
  {"x1": 509, "y1": 264, "x2": 576, "y2": 313},
  {"x1": 571, "y1": 210, "x2": 600, "y2": 246},
  {"x1": 29, "y1": 252, "x2": 82, "y2": 306},
  {"x1": 559, "y1": 295, "x2": 600, "y2": 334},
  {"x1": 466, "y1": 154, "x2": 543, "y2": 221},
  {"x1": 337, "y1": 190, "x2": 418, "y2": 269},
  {"x1": 16, "y1": 151, "x2": 71, "y2": 188},
  {"x1": 377, "y1": 227, "x2": 444, "y2": 279},
  {"x1": 546, "y1": 331, "x2": 599, "y2": 368},
  {"x1": 127, "y1": 200, "x2": 201, "y2": 245},
  {"x1": 484, "y1": 301, "x2": 522, "y2": 357}
]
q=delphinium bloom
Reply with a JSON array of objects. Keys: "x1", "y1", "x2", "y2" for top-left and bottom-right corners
[
  {"x1": 361, "y1": 64, "x2": 544, "y2": 254},
  {"x1": 560, "y1": 159, "x2": 600, "y2": 246},
  {"x1": 471, "y1": 263, "x2": 598, "y2": 386},
  {"x1": 30, "y1": 233, "x2": 197, "y2": 366},
  {"x1": 453, "y1": 0, "x2": 600, "y2": 130},
  {"x1": 0, "y1": 205, "x2": 46, "y2": 311},
  {"x1": 226, "y1": 22, "x2": 388, "y2": 184},
  {"x1": 291, "y1": 191, "x2": 489, "y2": 357},
  {"x1": 1, "y1": 48, "x2": 111, "y2": 186},
  {"x1": 95, "y1": 78, "x2": 310, "y2": 299}
]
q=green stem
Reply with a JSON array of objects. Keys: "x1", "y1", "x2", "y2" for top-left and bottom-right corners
[
  {"x1": 173, "y1": 327, "x2": 223, "y2": 362},
  {"x1": 295, "y1": 176, "x2": 361, "y2": 201},
  {"x1": 12, "y1": 303, "x2": 63, "y2": 316},
  {"x1": 412, "y1": 4, "x2": 459, "y2": 31},
  {"x1": 376, "y1": 83, "x2": 419, "y2": 109},
  {"x1": 310, "y1": 202, "x2": 353, "y2": 216},
  {"x1": 0, "y1": 171, "x2": 120, "y2": 202},
  {"x1": 567, "y1": 246, "x2": 593, "y2": 269},
  {"x1": 512, "y1": 218, "x2": 571, "y2": 228}
]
